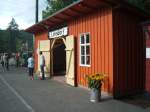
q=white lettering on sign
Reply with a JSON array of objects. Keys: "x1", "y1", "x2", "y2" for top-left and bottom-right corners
[
  {"x1": 49, "y1": 27, "x2": 68, "y2": 38},
  {"x1": 146, "y1": 48, "x2": 150, "y2": 59}
]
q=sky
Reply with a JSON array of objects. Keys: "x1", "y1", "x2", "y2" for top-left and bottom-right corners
[{"x1": 0, "y1": 0, "x2": 47, "y2": 30}]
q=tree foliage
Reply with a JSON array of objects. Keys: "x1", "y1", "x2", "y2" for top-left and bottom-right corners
[
  {"x1": 0, "y1": 30, "x2": 33, "y2": 53},
  {"x1": 125, "y1": 0, "x2": 150, "y2": 12},
  {"x1": 7, "y1": 18, "x2": 19, "y2": 31},
  {"x1": 42, "y1": 0, "x2": 150, "y2": 19},
  {"x1": 0, "y1": 30, "x2": 10, "y2": 52},
  {"x1": 6, "y1": 18, "x2": 19, "y2": 52},
  {"x1": 42, "y1": 0, "x2": 78, "y2": 19},
  {"x1": 0, "y1": 18, "x2": 33, "y2": 53}
]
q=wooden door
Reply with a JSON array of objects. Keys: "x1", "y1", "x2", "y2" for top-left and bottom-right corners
[
  {"x1": 39, "y1": 40, "x2": 50, "y2": 77},
  {"x1": 65, "y1": 35, "x2": 75, "y2": 86}
]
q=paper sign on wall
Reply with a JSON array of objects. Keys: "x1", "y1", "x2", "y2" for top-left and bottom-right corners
[{"x1": 146, "y1": 48, "x2": 150, "y2": 58}]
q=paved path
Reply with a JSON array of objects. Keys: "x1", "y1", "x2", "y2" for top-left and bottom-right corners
[{"x1": 0, "y1": 66, "x2": 150, "y2": 112}]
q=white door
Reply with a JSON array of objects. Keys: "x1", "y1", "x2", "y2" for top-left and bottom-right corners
[
  {"x1": 38, "y1": 40, "x2": 50, "y2": 77},
  {"x1": 65, "y1": 35, "x2": 75, "y2": 86}
]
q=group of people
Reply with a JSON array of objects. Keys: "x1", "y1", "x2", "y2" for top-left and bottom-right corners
[
  {"x1": 0, "y1": 51, "x2": 46, "y2": 81},
  {"x1": 0, "y1": 53, "x2": 21, "y2": 71},
  {"x1": 27, "y1": 51, "x2": 45, "y2": 80},
  {"x1": 0, "y1": 53, "x2": 10, "y2": 71}
]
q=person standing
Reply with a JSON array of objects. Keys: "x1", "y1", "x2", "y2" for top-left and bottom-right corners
[
  {"x1": 27, "y1": 53, "x2": 34, "y2": 80},
  {"x1": 0, "y1": 53, "x2": 4, "y2": 69},
  {"x1": 5, "y1": 53, "x2": 10, "y2": 71},
  {"x1": 3, "y1": 53, "x2": 9, "y2": 71},
  {"x1": 2, "y1": 53, "x2": 6, "y2": 71},
  {"x1": 39, "y1": 51, "x2": 45, "y2": 80},
  {"x1": 15, "y1": 53, "x2": 20, "y2": 67}
]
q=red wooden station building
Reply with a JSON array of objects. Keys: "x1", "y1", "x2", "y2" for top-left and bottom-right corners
[{"x1": 25, "y1": 0, "x2": 150, "y2": 98}]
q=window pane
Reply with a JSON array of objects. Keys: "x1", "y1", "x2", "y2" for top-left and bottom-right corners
[
  {"x1": 81, "y1": 46, "x2": 85, "y2": 55},
  {"x1": 86, "y1": 34, "x2": 90, "y2": 43},
  {"x1": 86, "y1": 56, "x2": 90, "y2": 65},
  {"x1": 86, "y1": 45, "x2": 90, "y2": 55},
  {"x1": 80, "y1": 35, "x2": 84, "y2": 44},
  {"x1": 81, "y1": 56, "x2": 85, "y2": 64}
]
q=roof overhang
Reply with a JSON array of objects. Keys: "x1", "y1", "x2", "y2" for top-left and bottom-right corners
[
  {"x1": 25, "y1": 0, "x2": 150, "y2": 34},
  {"x1": 25, "y1": 0, "x2": 117, "y2": 34}
]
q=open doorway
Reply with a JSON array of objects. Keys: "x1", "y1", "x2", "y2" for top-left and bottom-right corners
[{"x1": 52, "y1": 38, "x2": 66, "y2": 83}]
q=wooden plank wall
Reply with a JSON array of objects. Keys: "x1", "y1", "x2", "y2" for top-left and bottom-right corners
[
  {"x1": 34, "y1": 31, "x2": 48, "y2": 71},
  {"x1": 113, "y1": 10, "x2": 145, "y2": 98},
  {"x1": 146, "y1": 26, "x2": 150, "y2": 92},
  {"x1": 68, "y1": 8, "x2": 113, "y2": 93}
]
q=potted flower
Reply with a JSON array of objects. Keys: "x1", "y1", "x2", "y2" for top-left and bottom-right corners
[{"x1": 86, "y1": 73, "x2": 106, "y2": 102}]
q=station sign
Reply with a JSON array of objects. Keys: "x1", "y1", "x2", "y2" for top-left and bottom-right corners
[{"x1": 49, "y1": 27, "x2": 68, "y2": 39}]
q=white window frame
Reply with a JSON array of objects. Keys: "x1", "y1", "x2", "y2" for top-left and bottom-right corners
[{"x1": 79, "y1": 32, "x2": 91, "y2": 67}]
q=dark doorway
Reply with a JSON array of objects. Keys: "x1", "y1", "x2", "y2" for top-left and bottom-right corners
[{"x1": 53, "y1": 41, "x2": 66, "y2": 76}]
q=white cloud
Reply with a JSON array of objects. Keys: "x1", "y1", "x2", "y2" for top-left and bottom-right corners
[
  {"x1": 0, "y1": 16, "x2": 12, "y2": 29},
  {"x1": 0, "y1": 0, "x2": 47, "y2": 30}
]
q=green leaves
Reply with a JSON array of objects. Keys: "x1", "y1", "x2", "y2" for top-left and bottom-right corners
[
  {"x1": 87, "y1": 76, "x2": 102, "y2": 90},
  {"x1": 125, "y1": 0, "x2": 150, "y2": 12},
  {"x1": 88, "y1": 79, "x2": 101, "y2": 89},
  {"x1": 0, "y1": 30, "x2": 33, "y2": 53},
  {"x1": 42, "y1": 0, "x2": 78, "y2": 19},
  {"x1": 7, "y1": 18, "x2": 19, "y2": 31}
]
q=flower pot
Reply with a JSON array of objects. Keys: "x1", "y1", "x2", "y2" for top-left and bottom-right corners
[{"x1": 90, "y1": 88, "x2": 101, "y2": 102}]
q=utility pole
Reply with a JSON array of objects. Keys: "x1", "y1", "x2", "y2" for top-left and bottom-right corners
[{"x1": 36, "y1": 0, "x2": 39, "y2": 23}]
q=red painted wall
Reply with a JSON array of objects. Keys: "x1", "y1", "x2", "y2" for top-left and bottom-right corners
[
  {"x1": 113, "y1": 10, "x2": 145, "y2": 98},
  {"x1": 146, "y1": 26, "x2": 150, "y2": 92},
  {"x1": 68, "y1": 8, "x2": 113, "y2": 93},
  {"x1": 34, "y1": 31, "x2": 48, "y2": 71},
  {"x1": 31, "y1": 7, "x2": 146, "y2": 98}
]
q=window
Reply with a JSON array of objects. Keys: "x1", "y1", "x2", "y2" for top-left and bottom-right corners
[{"x1": 80, "y1": 33, "x2": 90, "y2": 66}]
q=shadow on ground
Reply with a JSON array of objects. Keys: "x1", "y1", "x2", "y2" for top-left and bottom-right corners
[{"x1": 119, "y1": 94, "x2": 150, "y2": 109}]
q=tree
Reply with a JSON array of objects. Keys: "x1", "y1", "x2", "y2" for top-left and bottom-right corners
[
  {"x1": 0, "y1": 30, "x2": 33, "y2": 53},
  {"x1": 125, "y1": 0, "x2": 150, "y2": 12},
  {"x1": 142, "y1": 0, "x2": 150, "y2": 11},
  {"x1": 43, "y1": 0, "x2": 150, "y2": 19},
  {"x1": 6, "y1": 18, "x2": 19, "y2": 52},
  {"x1": 7, "y1": 18, "x2": 19, "y2": 31},
  {"x1": 17, "y1": 31, "x2": 33, "y2": 53},
  {"x1": 42, "y1": 0, "x2": 78, "y2": 19},
  {"x1": 0, "y1": 30, "x2": 11, "y2": 53},
  {"x1": 0, "y1": 18, "x2": 33, "y2": 53}
]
